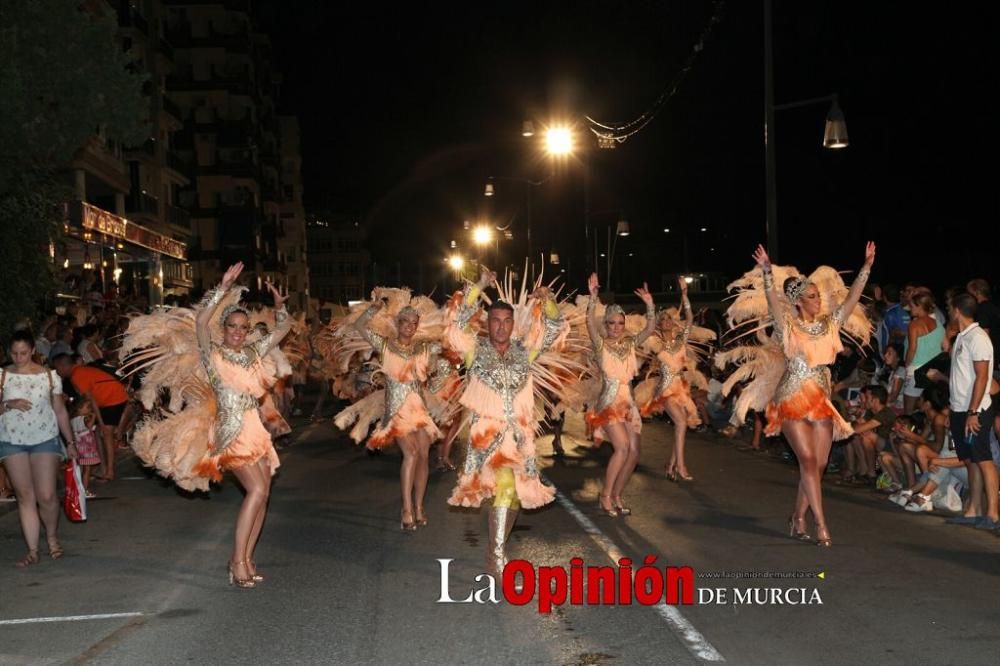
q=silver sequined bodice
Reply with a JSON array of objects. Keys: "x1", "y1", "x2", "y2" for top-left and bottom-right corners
[
  {"x1": 469, "y1": 339, "x2": 531, "y2": 408},
  {"x1": 204, "y1": 345, "x2": 262, "y2": 454},
  {"x1": 774, "y1": 355, "x2": 832, "y2": 404}
]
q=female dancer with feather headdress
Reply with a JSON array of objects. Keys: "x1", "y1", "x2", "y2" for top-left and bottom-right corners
[
  {"x1": 583, "y1": 272, "x2": 656, "y2": 517},
  {"x1": 333, "y1": 288, "x2": 444, "y2": 531},
  {"x1": 728, "y1": 243, "x2": 875, "y2": 546},
  {"x1": 120, "y1": 262, "x2": 292, "y2": 587},
  {"x1": 635, "y1": 276, "x2": 716, "y2": 481}
]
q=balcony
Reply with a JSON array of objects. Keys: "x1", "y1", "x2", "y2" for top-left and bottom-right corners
[
  {"x1": 126, "y1": 191, "x2": 159, "y2": 220},
  {"x1": 166, "y1": 203, "x2": 191, "y2": 230}
]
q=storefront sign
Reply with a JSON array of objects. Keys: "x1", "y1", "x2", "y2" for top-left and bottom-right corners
[{"x1": 75, "y1": 201, "x2": 187, "y2": 260}]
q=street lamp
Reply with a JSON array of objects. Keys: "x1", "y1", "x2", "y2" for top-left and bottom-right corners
[
  {"x1": 472, "y1": 225, "x2": 494, "y2": 246},
  {"x1": 484, "y1": 182, "x2": 495, "y2": 197},
  {"x1": 521, "y1": 120, "x2": 536, "y2": 138},
  {"x1": 544, "y1": 126, "x2": 574, "y2": 156},
  {"x1": 823, "y1": 97, "x2": 849, "y2": 148}
]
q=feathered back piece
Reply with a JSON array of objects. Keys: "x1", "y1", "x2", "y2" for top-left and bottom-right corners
[
  {"x1": 488, "y1": 266, "x2": 589, "y2": 419},
  {"x1": 724, "y1": 264, "x2": 871, "y2": 348}
]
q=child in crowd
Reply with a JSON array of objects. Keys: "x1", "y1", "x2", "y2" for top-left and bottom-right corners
[{"x1": 71, "y1": 400, "x2": 102, "y2": 498}]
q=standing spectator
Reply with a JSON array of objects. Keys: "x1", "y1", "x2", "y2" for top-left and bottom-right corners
[
  {"x1": 51, "y1": 354, "x2": 129, "y2": 482},
  {"x1": 903, "y1": 292, "x2": 945, "y2": 413},
  {"x1": 34, "y1": 319, "x2": 58, "y2": 362},
  {"x1": 1, "y1": 331, "x2": 78, "y2": 566},
  {"x1": 968, "y1": 279, "x2": 1000, "y2": 378},
  {"x1": 75, "y1": 324, "x2": 104, "y2": 365},
  {"x1": 47, "y1": 324, "x2": 74, "y2": 363},
  {"x1": 944, "y1": 293, "x2": 997, "y2": 529},
  {"x1": 878, "y1": 284, "x2": 911, "y2": 357}
]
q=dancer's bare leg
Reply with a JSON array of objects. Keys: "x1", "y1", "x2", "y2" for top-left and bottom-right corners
[
  {"x1": 230, "y1": 464, "x2": 269, "y2": 581},
  {"x1": 245, "y1": 459, "x2": 272, "y2": 577},
  {"x1": 397, "y1": 437, "x2": 418, "y2": 525},
  {"x1": 664, "y1": 399, "x2": 689, "y2": 476},
  {"x1": 611, "y1": 426, "x2": 641, "y2": 504},
  {"x1": 410, "y1": 431, "x2": 432, "y2": 522},
  {"x1": 601, "y1": 423, "x2": 630, "y2": 512}
]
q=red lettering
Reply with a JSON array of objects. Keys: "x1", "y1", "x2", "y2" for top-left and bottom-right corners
[
  {"x1": 537, "y1": 566, "x2": 567, "y2": 613},
  {"x1": 665, "y1": 566, "x2": 695, "y2": 605},
  {"x1": 502, "y1": 560, "x2": 535, "y2": 605},
  {"x1": 569, "y1": 557, "x2": 584, "y2": 604},
  {"x1": 586, "y1": 566, "x2": 616, "y2": 604}
]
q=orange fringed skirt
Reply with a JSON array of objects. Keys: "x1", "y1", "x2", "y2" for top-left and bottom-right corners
[
  {"x1": 636, "y1": 376, "x2": 702, "y2": 426},
  {"x1": 367, "y1": 391, "x2": 442, "y2": 450},
  {"x1": 765, "y1": 378, "x2": 852, "y2": 441},
  {"x1": 586, "y1": 389, "x2": 642, "y2": 443},
  {"x1": 193, "y1": 408, "x2": 281, "y2": 483}
]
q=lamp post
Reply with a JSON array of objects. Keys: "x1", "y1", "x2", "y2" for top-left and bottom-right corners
[
  {"x1": 483, "y1": 174, "x2": 552, "y2": 282},
  {"x1": 764, "y1": 0, "x2": 849, "y2": 263}
]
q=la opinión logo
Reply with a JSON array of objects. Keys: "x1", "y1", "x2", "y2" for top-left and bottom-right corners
[{"x1": 437, "y1": 556, "x2": 695, "y2": 613}]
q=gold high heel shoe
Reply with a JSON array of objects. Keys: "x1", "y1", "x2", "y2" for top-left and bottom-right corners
[
  {"x1": 415, "y1": 508, "x2": 428, "y2": 527},
  {"x1": 815, "y1": 524, "x2": 832, "y2": 547},
  {"x1": 400, "y1": 510, "x2": 417, "y2": 532},
  {"x1": 599, "y1": 494, "x2": 619, "y2": 517},
  {"x1": 665, "y1": 466, "x2": 678, "y2": 482},
  {"x1": 248, "y1": 560, "x2": 264, "y2": 583},
  {"x1": 228, "y1": 561, "x2": 257, "y2": 588},
  {"x1": 612, "y1": 496, "x2": 632, "y2": 516},
  {"x1": 788, "y1": 516, "x2": 811, "y2": 541}
]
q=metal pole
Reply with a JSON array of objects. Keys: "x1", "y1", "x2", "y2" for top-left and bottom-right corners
[
  {"x1": 764, "y1": 0, "x2": 779, "y2": 262},
  {"x1": 526, "y1": 185, "x2": 533, "y2": 282}
]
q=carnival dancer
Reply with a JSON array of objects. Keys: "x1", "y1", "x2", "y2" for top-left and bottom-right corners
[
  {"x1": 636, "y1": 276, "x2": 715, "y2": 481},
  {"x1": 582, "y1": 273, "x2": 656, "y2": 516},
  {"x1": 446, "y1": 266, "x2": 574, "y2": 577},
  {"x1": 120, "y1": 262, "x2": 292, "y2": 587},
  {"x1": 334, "y1": 288, "x2": 444, "y2": 530},
  {"x1": 724, "y1": 243, "x2": 874, "y2": 546}
]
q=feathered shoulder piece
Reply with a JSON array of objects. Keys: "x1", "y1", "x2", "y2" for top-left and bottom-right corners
[
  {"x1": 116, "y1": 286, "x2": 247, "y2": 411},
  {"x1": 724, "y1": 264, "x2": 871, "y2": 348}
]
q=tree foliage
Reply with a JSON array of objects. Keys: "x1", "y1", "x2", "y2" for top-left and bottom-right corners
[{"x1": 0, "y1": 0, "x2": 149, "y2": 338}]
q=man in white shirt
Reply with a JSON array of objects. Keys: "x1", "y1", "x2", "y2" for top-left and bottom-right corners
[{"x1": 946, "y1": 292, "x2": 997, "y2": 529}]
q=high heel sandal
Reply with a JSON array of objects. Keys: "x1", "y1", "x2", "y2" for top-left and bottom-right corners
[
  {"x1": 612, "y1": 496, "x2": 632, "y2": 516},
  {"x1": 814, "y1": 525, "x2": 832, "y2": 547},
  {"x1": 228, "y1": 561, "x2": 257, "y2": 588},
  {"x1": 676, "y1": 469, "x2": 694, "y2": 482},
  {"x1": 400, "y1": 510, "x2": 418, "y2": 532},
  {"x1": 248, "y1": 560, "x2": 264, "y2": 583},
  {"x1": 414, "y1": 508, "x2": 428, "y2": 527},
  {"x1": 788, "y1": 516, "x2": 811, "y2": 541},
  {"x1": 47, "y1": 539, "x2": 64, "y2": 560},
  {"x1": 598, "y1": 495, "x2": 619, "y2": 517},
  {"x1": 15, "y1": 550, "x2": 39, "y2": 568},
  {"x1": 665, "y1": 466, "x2": 678, "y2": 482}
]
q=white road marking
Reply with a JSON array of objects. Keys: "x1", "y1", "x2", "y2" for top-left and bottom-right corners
[
  {"x1": 0, "y1": 612, "x2": 144, "y2": 626},
  {"x1": 547, "y1": 480, "x2": 725, "y2": 662}
]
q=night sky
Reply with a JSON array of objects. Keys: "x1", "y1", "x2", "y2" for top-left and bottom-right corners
[{"x1": 258, "y1": 1, "x2": 997, "y2": 294}]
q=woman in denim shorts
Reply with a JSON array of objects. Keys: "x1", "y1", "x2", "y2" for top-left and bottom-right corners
[{"x1": 0, "y1": 330, "x2": 77, "y2": 567}]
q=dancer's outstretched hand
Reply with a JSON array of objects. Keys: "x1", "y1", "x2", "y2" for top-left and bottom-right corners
[
  {"x1": 531, "y1": 286, "x2": 552, "y2": 302},
  {"x1": 863, "y1": 241, "x2": 876, "y2": 267},
  {"x1": 587, "y1": 272, "x2": 600, "y2": 297},
  {"x1": 634, "y1": 282, "x2": 654, "y2": 306},
  {"x1": 478, "y1": 266, "x2": 497, "y2": 289},
  {"x1": 677, "y1": 276, "x2": 689, "y2": 293},
  {"x1": 221, "y1": 262, "x2": 244, "y2": 290},
  {"x1": 265, "y1": 280, "x2": 289, "y2": 309},
  {"x1": 752, "y1": 244, "x2": 770, "y2": 268}
]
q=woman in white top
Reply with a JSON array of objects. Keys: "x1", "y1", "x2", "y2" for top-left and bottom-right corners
[
  {"x1": 0, "y1": 330, "x2": 77, "y2": 567},
  {"x1": 76, "y1": 324, "x2": 104, "y2": 365}
]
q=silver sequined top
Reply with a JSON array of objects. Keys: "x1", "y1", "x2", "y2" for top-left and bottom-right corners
[{"x1": 203, "y1": 342, "x2": 267, "y2": 454}]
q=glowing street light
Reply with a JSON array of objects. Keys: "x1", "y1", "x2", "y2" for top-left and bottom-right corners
[
  {"x1": 473, "y1": 225, "x2": 494, "y2": 246},
  {"x1": 544, "y1": 126, "x2": 574, "y2": 156},
  {"x1": 447, "y1": 255, "x2": 465, "y2": 271},
  {"x1": 484, "y1": 182, "x2": 495, "y2": 197}
]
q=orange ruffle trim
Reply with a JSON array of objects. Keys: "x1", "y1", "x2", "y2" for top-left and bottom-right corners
[{"x1": 765, "y1": 379, "x2": 852, "y2": 441}]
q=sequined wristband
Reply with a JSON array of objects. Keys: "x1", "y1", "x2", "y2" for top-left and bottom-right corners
[
  {"x1": 645, "y1": 303, "x2": 655, "y2": 321},
  {"x1": 762, "y1": 265, "x2": 774, "y2": 291},
  {"x1": 856, "y1": 266, "x2": 871, "y2": 286},
  {"x1": 275, "y1": 306, "x2": 289, "y2": 325},
  {"x1": 201, "y1": 286, "x2": 227, "y2": 309}
]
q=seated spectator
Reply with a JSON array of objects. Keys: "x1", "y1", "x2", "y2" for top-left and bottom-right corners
[
  {"x1": 847, "y1": 385, "x2": 897, "y2": 487},
  {"x1": 878, "y1": 343, "x2": 906, "y2": 412}
]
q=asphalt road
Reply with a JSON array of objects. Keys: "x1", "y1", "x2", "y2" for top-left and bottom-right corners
[{"x1": 2, "y1": 406, "x2": 999, "y2": 665}]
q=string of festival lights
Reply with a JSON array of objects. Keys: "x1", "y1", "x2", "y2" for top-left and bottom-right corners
[{"x1": 587, "y1": 1, "x2": 726, "y2": 145}]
